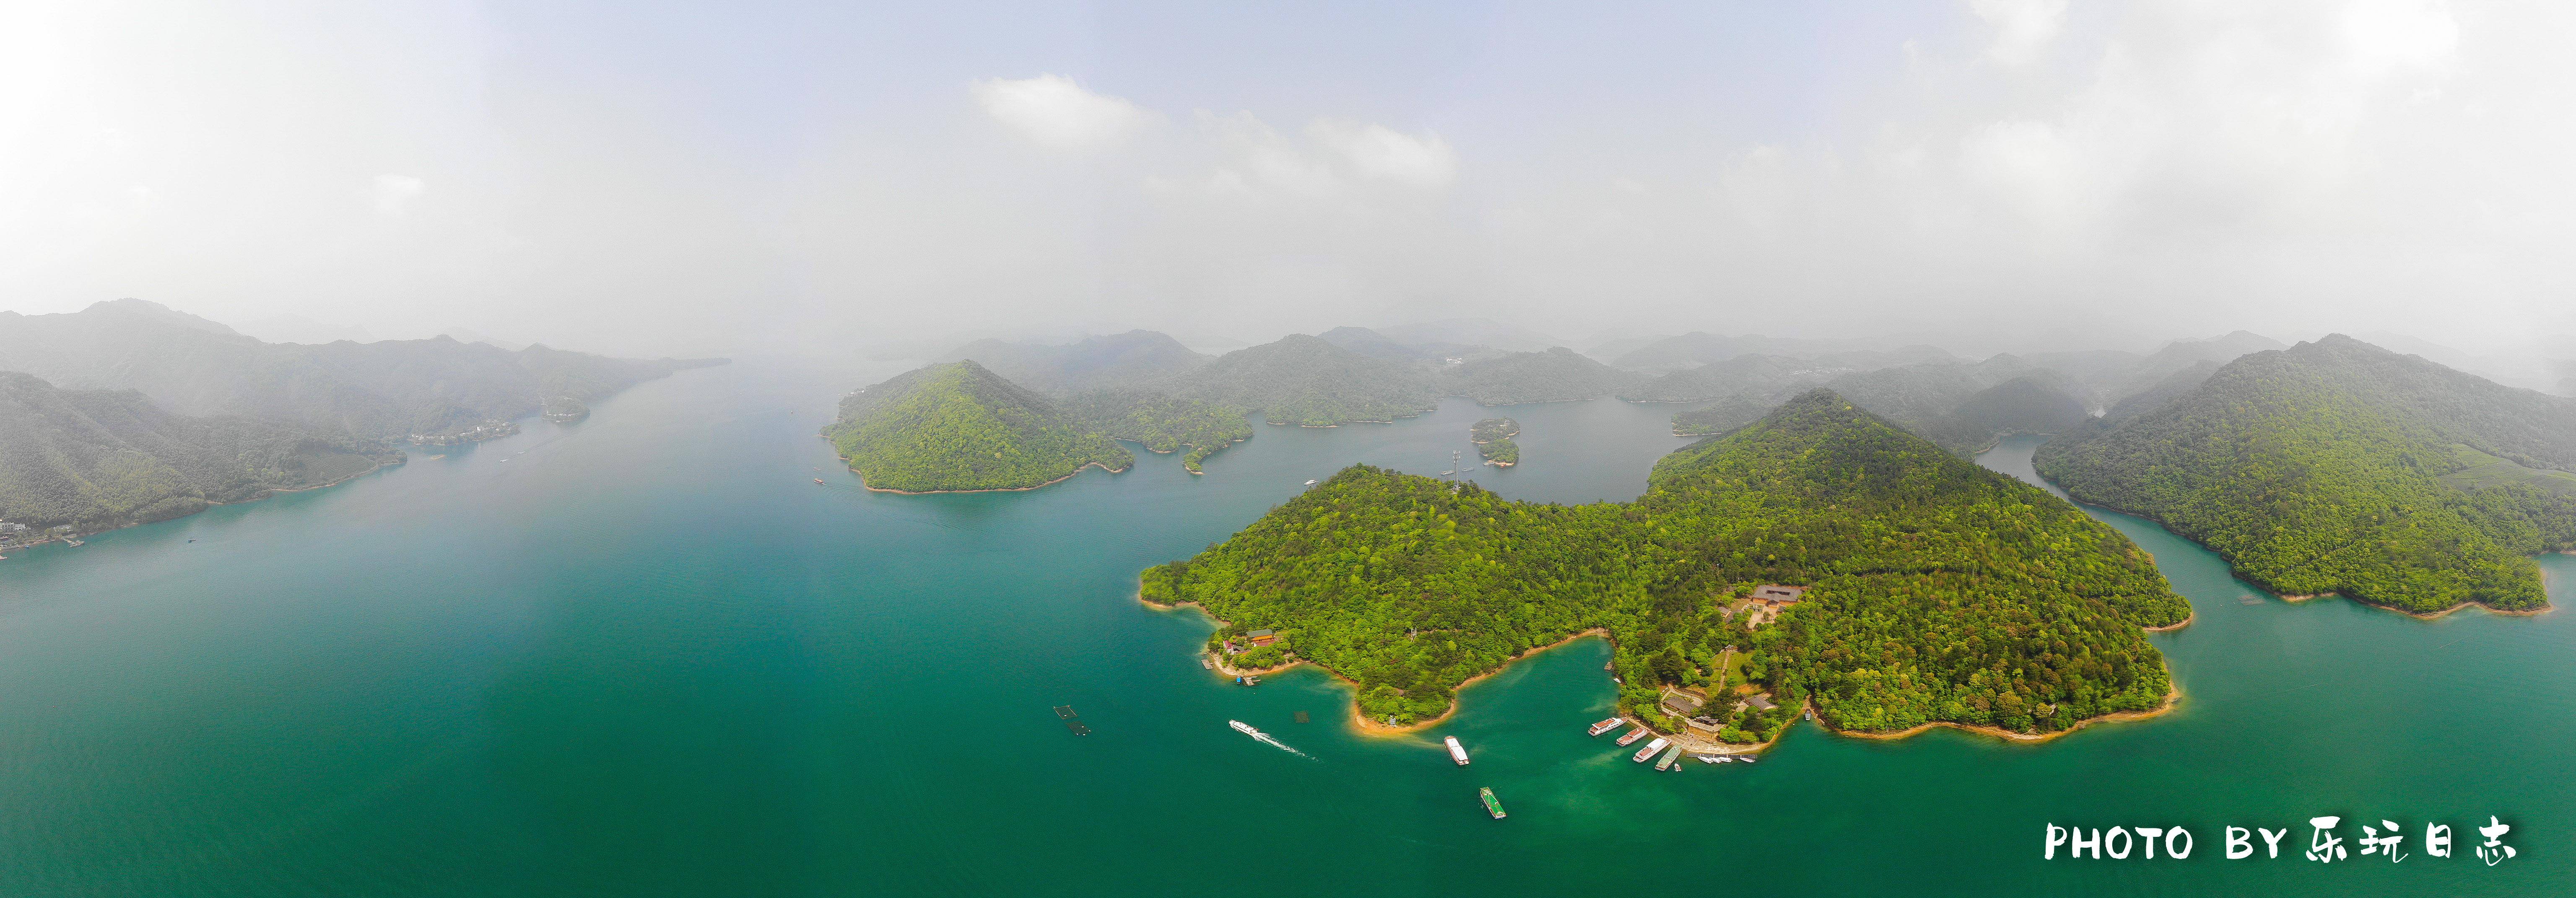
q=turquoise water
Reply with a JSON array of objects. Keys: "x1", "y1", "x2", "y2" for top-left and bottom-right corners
[{"x1": 0, "y1": 368, "x2": 2568, "y2": 895}]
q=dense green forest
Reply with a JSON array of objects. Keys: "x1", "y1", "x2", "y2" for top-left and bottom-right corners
[
  {"x1": 1438, "y1": 348, "x2": 1641, "y2": 405},
  {"x1": 1144, "y1": 390, "x2": 2184, "y2": 741},
  {"x1": 825, "y1": 361, "x2": 1132, "y2": 492},
  {"x1": 1469, "y1": 417, "x2": 1520, "y2": 466},
  {"x1": 2036, "y1": 336, "x2": 2576, "y2": 614},
  {"x1": 1059, "y1": 390, "x2": 1252, "y2": 473},
  {"x1": 0, "y1": 299, "x2": 720, "y2": 443},
  {"x1": 0, "y1": 372, "x2": 397, "y2": 533}
]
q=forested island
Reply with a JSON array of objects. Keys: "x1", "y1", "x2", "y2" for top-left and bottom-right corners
[
  {"x1": 1469, "y1": 417, "x2": 1519, "y2": 466},
  {"x1": 2038, "y1": 335, "x2": 2576, "y2": 615},
  {"x1": 1143, "y1": 390, "x2": 2186, "y2": 745},
  {"x1": 824, "y1": 361, "x2": 1133, "y2": 493}
]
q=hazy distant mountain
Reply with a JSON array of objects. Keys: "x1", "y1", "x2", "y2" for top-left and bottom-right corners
[
  {"x1": 1607, "y1": 333, "x2": 1955, "y2": 374},
  {"x1": 1316, "y1": 326, "x2": 1441, "y2": 362},
  {"x1": 1376, "y1": 318, "x2": 1562, "y2": 353},
  {"x1": 0, "y1": 372, "x2": 397, "y2": 533},
  {"x1": 1619, "y1": 354, "x2": 1831, "y2": 403},
  {"x1": 0, "y1": 299, "x2": 721, "y2": 442},
  {"x1": 943, "y1": 330, "x2": 1209, "y2": 394},
  {"x1": 1438, "y1": 347, "x2": 1643, "y2": 405},
  {"x1": 236, "y1": 313, "x2": 377, "y2": 345},
  {"x1": 1179, "y1": 334, "x2": 1439, "y2": 426},
  {"x1": 2101, "y1": 331, "x2": 2285, "y2": 402},
  {"x1": 1670, "y1": 353, "x2": 2090, "y2": 454}
]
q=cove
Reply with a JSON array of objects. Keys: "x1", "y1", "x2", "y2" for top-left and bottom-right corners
[{"x1": 0, "y1": 366, "x2": 2566, "y2": 897}]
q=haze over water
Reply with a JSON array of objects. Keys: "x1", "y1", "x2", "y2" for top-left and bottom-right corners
[{"x1": 0, "y1": 364, "x2": 2566, "y2": 896}]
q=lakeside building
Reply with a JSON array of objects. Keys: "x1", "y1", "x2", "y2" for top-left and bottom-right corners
[{"x1": 1246, "y1": 628, "x2": 1278, "y2": 646}]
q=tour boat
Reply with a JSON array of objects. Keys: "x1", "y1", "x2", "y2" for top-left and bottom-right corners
[
  {"x1": 1445, "y1": 736, "x2": 1471, "y2": 766},
  {"x1": 1633, "y1": 737, "x2": 1669, "y2": 763},
  {"x1": 1615, "y1": 727, "x2": 1650, "y2": 747},
  {"x1": 1230, "y1": 720, "x2": 1263, "y2": 739},
  {"x1": 1587, "y1": 717, "x2": 1623, "y2": 737},
  {"x1": 1655, "y1": 746, "x2": 1682, "y2": 770},
  {"x1": 1480, "y1": 787, "x2": 1506, "y2": 819}
]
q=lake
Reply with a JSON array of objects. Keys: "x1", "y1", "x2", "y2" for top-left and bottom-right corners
[{"x1": 0, "y1": 363, "x2": 2567, "y2": 895}]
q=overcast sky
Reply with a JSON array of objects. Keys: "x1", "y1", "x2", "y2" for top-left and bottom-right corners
[{"x1": 5, "y1": 1, "x2": 2572, "y2": 362}]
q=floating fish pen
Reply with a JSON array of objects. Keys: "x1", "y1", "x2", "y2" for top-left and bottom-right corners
[{"x1": 1054, "y1": 705, "x2": 1090, "y2": 735}]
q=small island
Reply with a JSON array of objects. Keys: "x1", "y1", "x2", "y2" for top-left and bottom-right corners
[
  {"x1": 823, "y1": 360, "x2": 1132, "y2": 493},
  {"x1": 1143, "y1": 390, "x2": 2186, "y2": 750},
  {"x1": 1468, "y1": 417, "x2": 1519, "y2": 467}
]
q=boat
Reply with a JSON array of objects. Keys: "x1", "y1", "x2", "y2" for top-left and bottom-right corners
[
  {"x1": 1656, "y1": 746, "x2": 1682, "y2": 770},
  {"x1": 1633, "y1": 737, "x2": 1669, "y2": 763},
  {"x1": 1740, "y1": 756, "x2": 1756, "y2": 764},
  {"x1": 1445, "y1": 735, "x2": 1471, "y2": 766},
  {"x1": 1235, "y1": 675, "x2": 1260, "y2": 686},
  {"x1": 1587, "y1": 717, "x2": 1623, "y2": 737},
  {"x1": 65, "y1": 540, "x2": 83, "y2": 547},
  {"x1": 813, "y1": 478, "x2": 826, "y2": 485},
  {"x1": 1480, "y1": 787, "x2": 1506, "y2": 819},
  {"x1": 1230, "y1": 720, "x2": 1265, "y2": 739},
  {"x1": 1304, "y1": 479, "x2": 1318, "y2": 485},
  {"x1": 1615, "y1": 727, "x2": 1651, "y2": 747}
]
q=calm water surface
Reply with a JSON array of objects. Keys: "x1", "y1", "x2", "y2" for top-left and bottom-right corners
[{"x1": 0, "y1": 367, "x2": 2568, "y2": 895}]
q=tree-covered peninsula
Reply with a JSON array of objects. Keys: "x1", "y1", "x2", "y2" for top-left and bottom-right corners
[
  {"x1": 2036, "y1": 335, "x2": 2576, "y2": 615},
  {"x1": 1143, "y1": 389, "x2": 2186, "y2": 741},
  {"x1": 1469, "y1": 417, "x2": 1520, "y2": 466},
  {"x1": 0, "y1": 372, "x2": 400, "y2": 535},
  {"x1": 825, "y1": 361, "x2": 1132, "y2": 493}
]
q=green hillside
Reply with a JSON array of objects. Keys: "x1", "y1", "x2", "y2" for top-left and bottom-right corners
[
  {"x1": 824, "y1": 361, "x2": 1132, "y2": 493},
  {"x1": 1144, "y1": 389, "x2": 2184, "y2": 739},
  {"x1": 1058, "y1": 390, "x2": 1252, "y2": 473},
  {"x1": 2036, "y1": 336, "x2": 2576, "y2": 614},
  {"x1": 0, "y1": 373, "x2": 397, "y2": 534}
]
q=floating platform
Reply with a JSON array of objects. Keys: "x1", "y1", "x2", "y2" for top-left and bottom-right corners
[
  {"x1": 1053, "y1": 706, "x2": 1078, "y2": 719},
  {"x1": 1066, "y1": 721, "x2": 1090, "y2": 735},
  {"x1": 1294, "y1": 711, "x2": 1310, "y2": 724}
]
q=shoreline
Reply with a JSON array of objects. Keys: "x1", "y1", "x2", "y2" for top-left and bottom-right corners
[
  {"x1": 1144, "y1": 590, "x2": 2191, "y2": 753},
  {"x1": 1832, "y1": 674, "x2": 2183, "y2": 745},
  {"x1": 2044, "y1": 481, "x2": 2560, "y2": 618},
  {"x1": 841, "y1": 458, "x2": 1129, "y2": 495},
  {"x1": 1, "y1": 453, "x2": 404, "y2": 552},
  {"x1": 2143, "y1": 611, "x2": 2194, "y2": 632}
]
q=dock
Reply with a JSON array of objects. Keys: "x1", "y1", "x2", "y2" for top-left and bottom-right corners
[{"x1": 1054, "y1": 705, "x2": 1090, "y2": 735}]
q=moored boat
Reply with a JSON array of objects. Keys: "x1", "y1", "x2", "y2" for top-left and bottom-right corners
[
  {"x1": 1656, "y1": 746, "x2": 1682, "y2": 770},
  {"x1": 1615, "y1": 727, "x2": 1650, "y2": 747},
  {"x1": 1445, "y1": 736, "x2": 1470, "y2": 766},
  {"x1": 1633, "y1": 737, "x2": 1669, "y2": 763},
  {"x1": 1480, "y1": 786, "x2": 1506, "y2": 819},
  {"x1": 1587, "y1": 717, "x2": 1623, "y2": 737}
]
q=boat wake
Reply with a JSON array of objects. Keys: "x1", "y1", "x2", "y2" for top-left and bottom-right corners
[{"x1": 1229, "y1": 720, "x2": 1311, "y2": 758}]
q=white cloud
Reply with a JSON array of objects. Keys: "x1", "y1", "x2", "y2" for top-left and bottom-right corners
[
  {"x1": 1306, "y1": 119, "x2": 1457, "y2": 189},
  {"x1": 369, "y1": 174, "x2": 424, "y2": 215},
  {"x1": 1970, "y1": 0, "x2": 2067, "y2": 67},
  {"x1": 969, "y1": 74, "x2": 1150, "y2": 152}
]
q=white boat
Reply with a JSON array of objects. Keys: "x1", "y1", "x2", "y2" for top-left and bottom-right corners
[
  {"x1": 1230, "y1": 720, "x2": 1262, "y2": 738},
  {"x1": 1740, "y1": 756, "x2": 1756, "y2": 764},
  {"x1": 1587, "y1": 717, "x2": 1624, "y2": 737},
  {"x1": 1445, "y1": 735, "x2": 1470, "y2": 766},
  {"x1": 1633, "y1": 737, "x2": 1669, "y2": 763},
  {"x1": 1304, "y1": 480, "x2": 1318, "y2": 485}
]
